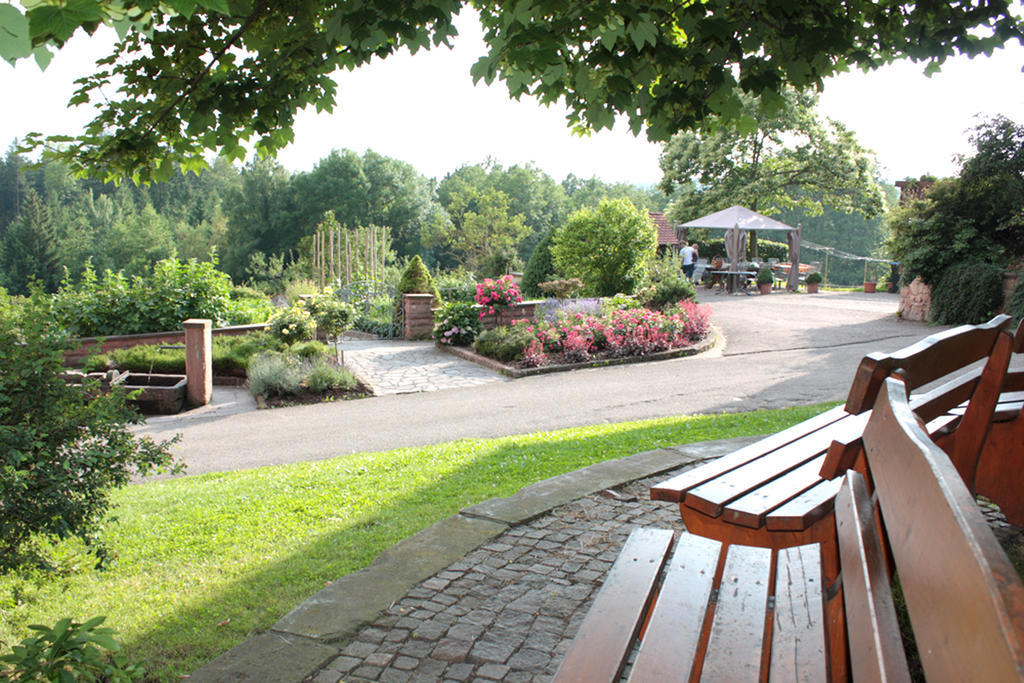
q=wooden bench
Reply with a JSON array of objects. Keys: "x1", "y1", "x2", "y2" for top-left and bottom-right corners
[
  {"x1": 554, "y1": 376, "x2": 1024, "y2": 681},
  {"x1": 650, "y1": 315, "x2": 1021, "y2": 573}
]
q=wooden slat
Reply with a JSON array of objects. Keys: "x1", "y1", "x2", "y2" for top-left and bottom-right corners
[
  {"x1": 650, "y1": 406, "x2": 849, "y2": 502},
  {"x1": 768, "y1": 544, "x2": 827, "y2": 683},
  {"x1": 947, "y1": 330, "x2": 1014, "y2": 488},
  {"x1": 699, "y1": 544, "x2": 773, "y2": 681},
  {"x1": 629, "y1": 534, "x2": 722, "y2": 681},
  {"x1": 685, "y1": 423, "x2": 849, "y2": 517},
  {"x1": 908, "y1": 366, "x2": 980, "y2": 421},
  {"x1": 766, "y1": 478, "x2": 843, "y2": 532},
  {"x1": 553, "y1": 528, "x2": 674, "y2": 682},
  {"x1": 864, "y1": 377, "x2": 1024, "y2": 682},
  {"x1": 834, "y1": 471, "x2": 910, "y2": 683},
  {"x1": 723, "y1": 455, "x2": 828, "y2": 529}
]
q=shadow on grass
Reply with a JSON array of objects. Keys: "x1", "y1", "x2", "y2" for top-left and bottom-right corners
[{"x1": 118, "y1": 408, "x2": 823, "y2": 678}]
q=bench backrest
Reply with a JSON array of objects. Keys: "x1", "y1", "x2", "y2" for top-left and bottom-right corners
[
  {"x1": 840, "y1": 375, "x2": 1024, "y2": 681},
  {"x1": 844, "y1": 314, "x2": 1012, "y2": 415}
]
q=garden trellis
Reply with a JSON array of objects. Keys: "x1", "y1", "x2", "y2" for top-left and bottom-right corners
[{"x1": 311, "y1": 210, "x2": 390, "y2": 290}]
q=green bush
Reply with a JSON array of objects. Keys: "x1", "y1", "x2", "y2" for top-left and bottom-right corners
[
  {"x1": 521, "y1": 228, "x2": 558, "y2": 298},
  {"x1": 52, "y1": 256, "x2": 233, "y2": 337},
  {"x1": 0, "y1": 292, "x2": 179, "y2": 568},
  {"x1": 0, "y1": 616, "x2": 143, "y2": 682},
  {"x1": 81, "y1": 333, "x2": 284, "y2": 375},
  {"x1": 305, "y1": 360, "x2": 357, "y2": 393},
  {"x1": 637, "y1": 254, "x2": 697, "y2": 311},
  {"x1": 473, "y1": 325, "x2": 537, "y2": 362},
  {"x1": 756, "y1": 266, "x2": 773, "y2": 285},
  {"x1": 247, "y1": 353, "x2": 304, "y2": 397},
  {"x1": 930, "y1": 261, "x2": 1005, "y2": 325},
  {"x1": 267, "y1": 306, "x2": 315, "y2": 345},
  {"x1": 304, "y1": 290, "x2": 354, "y2": 340},
  {"x1": 435, "y1": 269, "x2": 478, "y2": 303},
  {"x1": 291, "y1": 340, "x2": 330, "y2": 360},
  {"x1": 805, "y1": 271, "x2": 823, "y2": 284},
  {"x1": 433, "y1": 301, "x2": 483, "y2": 346},
  {"x1": 223, "y1": 287, "x2": 275, "y2": 325},
  {"x1": 553, "y1": 198, "x2": 658, "y2": 296}
]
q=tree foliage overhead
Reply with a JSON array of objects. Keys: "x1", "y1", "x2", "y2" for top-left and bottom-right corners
[{"x1": 4, "y1": 0, "x2": 1022, "y2": 182}]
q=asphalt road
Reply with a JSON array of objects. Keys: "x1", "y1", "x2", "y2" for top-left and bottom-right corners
[{"x1": 138, "y1": 291, "x2": 942, "y2": 478}]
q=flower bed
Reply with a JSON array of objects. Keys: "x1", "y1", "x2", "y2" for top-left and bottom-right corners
[{"x1": 465, "y1": 299, "x2": 713, "y2": 371}]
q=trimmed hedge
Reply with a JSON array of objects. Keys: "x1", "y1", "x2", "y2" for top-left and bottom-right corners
[{"x1": 930, "y1": 261, "x2": 1005, "y2": 325}]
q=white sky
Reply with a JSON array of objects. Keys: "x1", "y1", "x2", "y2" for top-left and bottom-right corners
[{"x1": 2, "y1": 10, "x2": 1023, "y2": 186}]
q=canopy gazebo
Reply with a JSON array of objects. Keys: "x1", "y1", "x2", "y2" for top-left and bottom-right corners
[{"x1": 679, "y1": 205, "x2": 802, "y2": 292}]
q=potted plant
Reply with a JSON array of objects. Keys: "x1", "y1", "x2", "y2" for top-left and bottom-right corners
[
  {"x1": 756, "y1": 266, "x2": 773, "y2": 295},
  {"x1": 863, "y1": 280, "x2": 877, "y2": 293},
  {"x1": 805, "y1": 271, "x2": 823, "y2": 293}
]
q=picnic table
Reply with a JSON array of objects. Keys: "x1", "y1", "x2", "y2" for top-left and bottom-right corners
[{"x1": 707, "y1": 269, "x2": 756, "y2": 294}]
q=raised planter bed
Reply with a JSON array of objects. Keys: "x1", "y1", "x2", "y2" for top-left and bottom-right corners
[{"x1": 438, "y1": 328, "x2": 719, "y2": 378}]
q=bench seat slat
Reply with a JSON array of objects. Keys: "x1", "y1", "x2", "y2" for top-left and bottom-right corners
[
  {"x1": 650, "y1": 406, "x2": 849, "y2": 502},
  {"x1": 835, "y1": 471, "x2": 910, "y2": 683},
  {"x1": 769, "y1": 544, "x2": 827, "y2": 683},
  {"x1": 700, "y1": 544, "x2": 773, "y2": 682},
  {"x1": 723, "y1": 455, "x2": 828, "y2": 529},
  {"x1": 629, "y1": 534, "x2": 722, "y2": 681},
  {"x1": 765, "y1": 478, "x2": 843, "y2": 532},
  {"x1": 685, "y1": 420, "x2": 859, "y2": 517},
  {"x1": 553, "y1": 528, "x2": 674, "y2": 681}
]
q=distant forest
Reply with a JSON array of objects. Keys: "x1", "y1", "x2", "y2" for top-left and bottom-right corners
[{"x1": 0, "y1": 142, "x2": 892, "y2": 294}]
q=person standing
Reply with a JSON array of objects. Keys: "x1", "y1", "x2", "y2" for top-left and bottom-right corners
[{"x1": 680, "y1": 242, "x2": 699, "y2": 280}]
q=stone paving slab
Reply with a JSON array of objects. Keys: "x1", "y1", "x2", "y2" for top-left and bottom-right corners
[{"x1": 341, "y1": 340, "x2": 508, "y2": 395}]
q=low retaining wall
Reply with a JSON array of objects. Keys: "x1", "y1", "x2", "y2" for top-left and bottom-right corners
[
  {"x1": 402, "y1": 296, "x2": 542, "y2": 339},
  {"x1": 900, "y1": 270, "x2": 1020, "y2": 323},
  {"x1": 63, "y1": 323, "x2": 267, "y2": 365}
]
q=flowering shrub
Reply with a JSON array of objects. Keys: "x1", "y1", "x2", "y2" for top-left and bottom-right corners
[
  {"x1": 481, "y1": 301, "x2": 713, "y2": 367},
  {"x1": 474, "y1": 275, "x2": 523, "y2": 318},
  {"x1": 433, "y1": 301, "x2": 483, "y2": 346},
  {"x1": 267, "y1": 306, "x2": 315, "y2": 345}
]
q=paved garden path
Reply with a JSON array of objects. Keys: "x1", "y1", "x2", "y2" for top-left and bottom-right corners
[{"x1": 137, "y1": 291, "x2": 940, "y2": 477}]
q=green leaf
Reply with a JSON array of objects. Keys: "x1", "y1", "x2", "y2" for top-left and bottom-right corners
[
  {"x1": 196, "y1": 0, "x2": 231, "y2": 14},
  {"x1": 27, "y1": 0, "x2": 104, "y2": 44},
  {"x1": 32, "y1": 44, "x2": 52, "y2": 69},
  {"x1": 0, "y1": 4, "x2": 32, "y2": 63}
]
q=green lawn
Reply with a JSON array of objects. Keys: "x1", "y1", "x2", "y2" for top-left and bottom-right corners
[{"x1": 0, "y1": 402, "x2": 836, "y2": 681}]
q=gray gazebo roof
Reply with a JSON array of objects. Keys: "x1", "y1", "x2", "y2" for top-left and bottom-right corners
[{"x1": 679, "y1": 205, "x2": 795, "y2": 232}]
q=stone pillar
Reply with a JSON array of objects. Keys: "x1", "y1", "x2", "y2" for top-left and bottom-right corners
[
  {"x1": 184, "y1": 318, "x2": 212, "y2": 407},
  {"x1": 897, "y1": 277, "x2": 932, "y2": 322},
  {"x1": 403, "y1": 294, "x2": 436, "y2": 340}
]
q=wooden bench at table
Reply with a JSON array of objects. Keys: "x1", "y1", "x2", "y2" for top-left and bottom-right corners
[
  {"x1": 649, "y1": 314, "x2": 1022, "y2": 575},
  {"x1": 554, "y1": 376, "x2": 1024, "y2": 681}
]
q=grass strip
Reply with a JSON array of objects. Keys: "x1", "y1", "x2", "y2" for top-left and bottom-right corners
[{"x1": 0, "y1": 402, "x2": 837, "y2": 680}]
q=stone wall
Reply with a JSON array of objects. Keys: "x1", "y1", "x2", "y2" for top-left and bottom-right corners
[
  {"x1": 899, "y1": 270, "x2": 1020, "y2": 322},
  {"x1": 898, "y1": 277, "x2": 931, "y2": 322}
]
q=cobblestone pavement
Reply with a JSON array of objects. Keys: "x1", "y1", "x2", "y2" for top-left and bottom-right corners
[
  {"x1": 341, "y1": 338, "x2": 508, "y2": 395},
  {"x1": 306, "y1": 466, "x2": 690, "y2": 683}
]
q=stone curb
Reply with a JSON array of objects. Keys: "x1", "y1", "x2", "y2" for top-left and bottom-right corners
[
  {"x1": 188, "y1": 435, "x2": 760, "y2": 681},
  {"x1": 437, "y1": 328, "x2": 720, "y2": 378}
]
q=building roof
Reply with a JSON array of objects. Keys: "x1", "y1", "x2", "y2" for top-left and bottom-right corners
[{"x1": 649, "y1": 211, "x2": 679, "y2": 245}]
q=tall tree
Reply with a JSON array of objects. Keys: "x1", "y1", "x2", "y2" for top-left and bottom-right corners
[
  {"x1": 222, "y1": 158, "x2": 299, "y2": 281},
  {"x1": 562, "y1": 175, "x2": 668, "y2": 213},
  {"x1": 0, "y1": 188, "x2": 61, "y2": 294},
  {"x1": 423, "y1": 186, "x2": 529, "y2": 272},
  {"x1": 7, "y1": 1, "x2": 1019, "y2": 181},
  {"x1": 659, "y1": 89, "x2": 884, "y2": 257}
]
